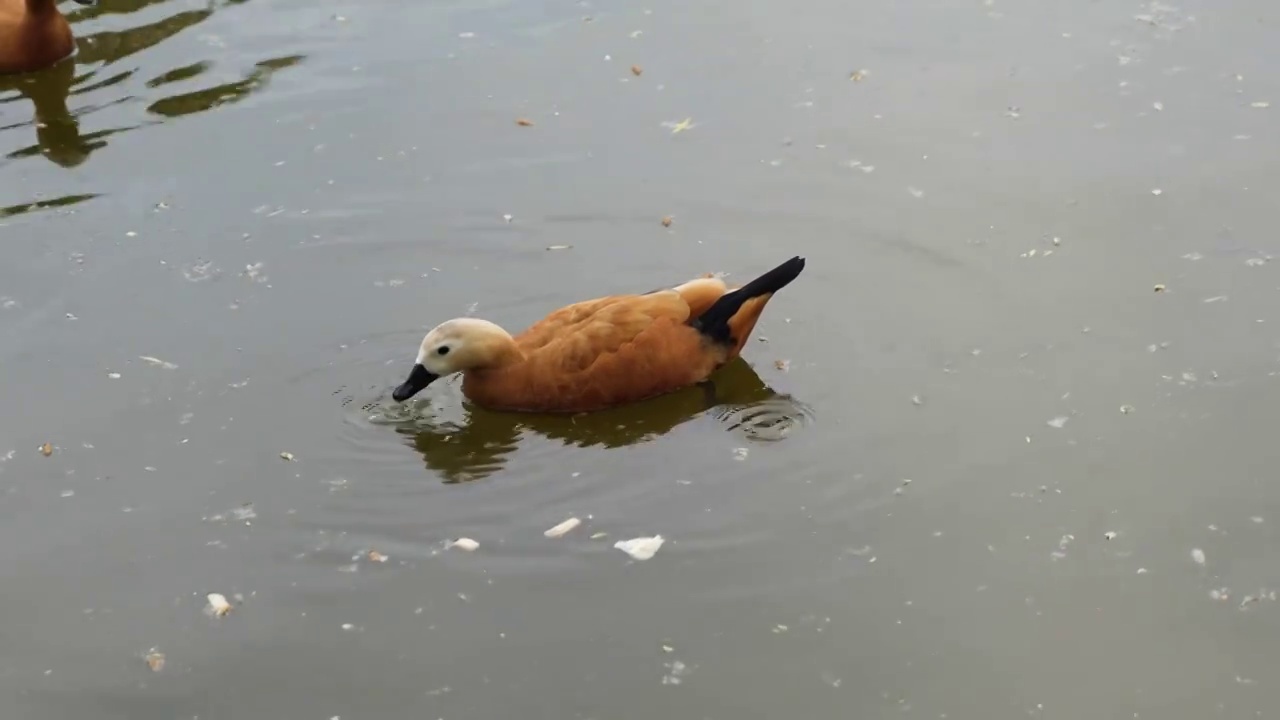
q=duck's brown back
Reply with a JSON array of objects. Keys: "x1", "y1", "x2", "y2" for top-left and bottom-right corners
[{"x1": 462, "y1": 290, "x2": 727, "y2": 413}]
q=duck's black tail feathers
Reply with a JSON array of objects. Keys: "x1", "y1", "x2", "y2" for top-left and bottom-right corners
[{"x1": 691, "y1": 256, "x2": 805, "y2": 354}]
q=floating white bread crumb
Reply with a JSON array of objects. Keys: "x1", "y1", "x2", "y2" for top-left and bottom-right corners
[
  {"x1": 544, "y1": 517, "x2": 581, "y2": 538},
  {"x1": 614, "y1": 535, "x2": 665, "y2": 560},
  {"x1": 205, "y1": 593, "x2": 232, "y2": 617}
]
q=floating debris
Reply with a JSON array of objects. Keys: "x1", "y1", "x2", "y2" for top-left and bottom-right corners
[
  {"x1": 205, "y1": 593, "x2": 232, "y2": 618},
  {"x1": 631, "y1": 65, "x2": 643, "y2": 76},
  {"x1": 515, "y1": 118, "x2": 534, "y2": 127},
  {"x1": 1251, "y1": 101, "x2": 1271, "y2": 108},
  {"x1": 907, "y1": 186, "x2": 925, "y2": 198},
  {"x1": 1051, "y1": 533, "x2": 1074, "y2": 561},
  {"x1": 1104, "y1": 531, "x2": 1117, "y2": 540},
  {"x1": 546, "y1": 245, "x2": 573, "y2": 251},
  {"x1": 204, "y1": 503, "x2": 256, "y2": 523},
  {"x1": 614, "y1": 535, "x2": 665, "y2": 560},
  {"x1": 589, "y1": 532, "x2": 608, "y2": 540},
  {"x1": 1120, "y1": 404, "x2": 1135, "y2": 414},
  {"x1": 661, "y1": 216, "x2": 673, "y2": 227},
  {"x1": 107, "y1": 372, "x2": 122, "y2": 379},
  {"x1": 139, "y1": 356, "x2": 179, "y2": 370},
  {"x1": 450, "y1": 537, "x2": 479, "y2": 551},
  {"x1": 662, "y1": 118, "x2": 695, "y2": 134},
  {"x1": 1191, "y1": 547, "x2": 1206, "y2": 566},
  {"x1": 280, "y1": 451, "x2": 295, "y2": 461},
  {"x1": 1046, "y1": 416, "x2": 1069, "y2": 429},
  {"x1": 1152, "y1": 101, "x2": 1164, "y2": 111},
  {"x1": 39, "y1": 443, "x2": 53, "y2": 457},
  {"x1": 544, "y1": 517, "x2": 581, "y2": 538},
  {"x1": 242, "y1": 262, "x2": 267, "y2": 283},
  {"x1": 662, "y1": 659, "x2": 689, "y2": 685},
  {"x1": 849, "y1": 69, "x2": 870, "y2": 81},
  {"x1": 1151, "y1": 188, "x2": 1163, "y2": 196},
  {"x1": 1153, "y1": 284, "x2": 1166, "y2": 292},
  {"x1": 774, "y1": 359, "x2": 791, "y2": 371},
  {"x1": 145, "y1": 649, "x2": 165, "y2": 672},
  {"x1": 367, "y1": 550, "x2": 388, "y2": 563}
]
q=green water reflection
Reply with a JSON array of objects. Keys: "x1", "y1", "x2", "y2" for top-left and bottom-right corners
[
  {"x1": 401, "y1": 358, "x2": 793, "y2": 483},
  {"x1": 0, "y1": 0, "x2": 303, "y2": 181}
]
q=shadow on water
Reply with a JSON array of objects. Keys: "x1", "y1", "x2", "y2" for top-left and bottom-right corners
[
  {"x1": 388, "y1": 358, "x2": 814, "y2": 484},
  {"x1": 0, "y1": 0, "x2": 302, "y2": 189},
  {"x1": 0, "y1": 192, "x2": 100, "y2": 219},
  {"x1": 145, "y1": 54, "x2": 304, "y2": 117}
]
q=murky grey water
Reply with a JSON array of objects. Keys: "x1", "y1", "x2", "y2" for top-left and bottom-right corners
[{"x1": 3, "y1": 0, "x2": 1280, "y2": 717}]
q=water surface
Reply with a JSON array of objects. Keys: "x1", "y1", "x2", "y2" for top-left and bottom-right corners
[{"x1": 2, "y1": 0, "x2": 1279, "y2": 717}]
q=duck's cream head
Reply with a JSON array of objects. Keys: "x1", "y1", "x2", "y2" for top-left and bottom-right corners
[{"x1": 391, "y1": 318, "x2": 518, "y2": 402}]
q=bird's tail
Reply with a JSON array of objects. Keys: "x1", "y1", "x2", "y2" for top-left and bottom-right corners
[{"x1": 691, "y1": 256, "x2": 805, "y2": 357}]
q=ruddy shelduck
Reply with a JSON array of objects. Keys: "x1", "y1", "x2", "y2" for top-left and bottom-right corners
[
  {"x1": 392, "y1": 256, "x2": 806, "y2": 413},
  {"x1": 0, "y1": 0, "x2": 94, "y2": 75}
]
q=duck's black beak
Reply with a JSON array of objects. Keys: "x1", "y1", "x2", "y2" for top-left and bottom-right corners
[{"x1": 392, "y1": 363, "x2": 439, "y2": 402}]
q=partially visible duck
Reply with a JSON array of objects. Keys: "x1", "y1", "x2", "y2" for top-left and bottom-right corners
[
  {"x1": 392, "y1": 255, "x2": 806, "y2": 413},
  {"x1": 1, "y1": 0, "x2": 95, "y2": 75}
]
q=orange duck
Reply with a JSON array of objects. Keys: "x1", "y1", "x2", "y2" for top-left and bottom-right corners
[
  {"x1": 392, "y1": 256, "x2": 806, "y2": 413},
  {"x1": 1, "y1": 0, "x2": 94, "y2": 75}
]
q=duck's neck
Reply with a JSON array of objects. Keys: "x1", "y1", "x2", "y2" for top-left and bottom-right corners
[
  {"x1": 480, "y1": 334, "x2": 524, "y2": 369},
  {"x1": 26, "y1": 0, "x2": 60, "y2": 14}
]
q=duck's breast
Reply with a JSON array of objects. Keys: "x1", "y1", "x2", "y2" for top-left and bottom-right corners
[{"x1": 0, "y1": 9, "x2": 76, "y2": 75}]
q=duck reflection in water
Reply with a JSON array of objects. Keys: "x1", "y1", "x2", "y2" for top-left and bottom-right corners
[
  {"x1": 0, "y1": 56, "x2": 101, "y2": 167},
  {"x1": 1, "y1": 0, "x2": 306, "y2": 171},
  {"x1": 395, "y1": 357, "x2": 808, "y2": 484}
]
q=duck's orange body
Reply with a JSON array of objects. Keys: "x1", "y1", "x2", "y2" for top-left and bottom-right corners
[
  {"x1": 0, "y1": 0, "x2": 92, "y2": 75},
  {"x1": 393, "y1": 256, "x2": 807, "y2": 414}
]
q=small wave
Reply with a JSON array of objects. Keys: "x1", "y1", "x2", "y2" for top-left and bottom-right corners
[{"x1": 713, "y1": 394, "x2": 815, "y2": 441}]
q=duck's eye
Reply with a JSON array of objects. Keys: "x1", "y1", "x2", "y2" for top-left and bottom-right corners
[{"x1": 436, "y1": 346, "x2": 450, "y2": 356}]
